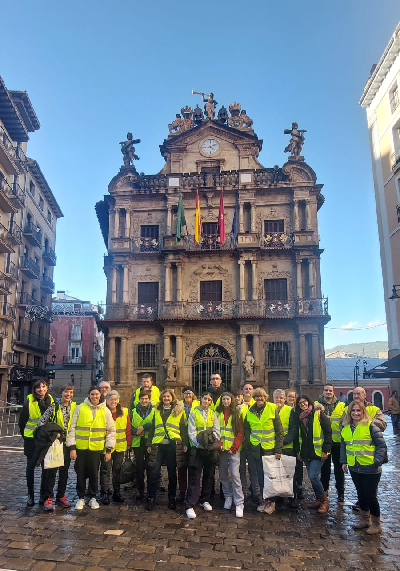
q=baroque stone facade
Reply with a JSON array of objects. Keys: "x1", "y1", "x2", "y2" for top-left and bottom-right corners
[{"x1": 96, "y1": 97, "x2": 330, "y2": 403}]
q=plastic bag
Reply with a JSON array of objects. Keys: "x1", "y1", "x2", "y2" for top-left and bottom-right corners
[
  {"x1": 120, "y1": 451, "x2": 136, "y2": 484},
  {"x1": 44, "y1": 439, "x2": 64, "y2": 469},
  {"x1": 262, "y1": 455, "x2": 296, "y2": 498}
]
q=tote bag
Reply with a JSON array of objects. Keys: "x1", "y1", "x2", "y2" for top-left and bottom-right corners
[
  {"x1": 262, "y1": 455, "x2": 296, "y2": 498},
  {"x1": 44, "y1": 439, "x2": 64, "y2": 469}
]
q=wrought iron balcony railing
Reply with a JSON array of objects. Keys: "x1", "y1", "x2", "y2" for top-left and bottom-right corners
[
  {"x1": 0, "y1": 222, "x2": 14, "y2": 253},
  {"x1": 0, "y1": 125, "x2": 17, "y2": 161},
  {"x1": 41, "y1": 275, "x2": 55, "y2": 293},
  {"x1": 16, "y1": 329, "x2": 50, "y2": 352},
  {"x1": 62, "y1": 356, "x2": 87, "y2": 364},
  {"x1": 20, "y1": 255, "x2": 40, "y2": 279},
  {"x1": 0, "y1": 302, "x2": 16, "y2": 321},
  {"x1": 23, "y1": 221, "x2": 42, "y2": 247},
  {"x1": 11, "y1": 180, "x2": 25, "y2": 207},
  {"x1": 8, "y1": 220, "x2": 22, "y2": 243},
  {"x1": 5, "y1": 260, "x2": 19, "y2": 281},
  {"x1": 132, "y1": 237, "x2": 160, "y2": 253}
]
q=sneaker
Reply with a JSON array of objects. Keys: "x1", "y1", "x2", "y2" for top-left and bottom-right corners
[
  {"x1": 145, "y1": 498, "x2": 155, "y2": 511},
  {"x1": 186, "y1": 508, "x2": 197, "y2": 519},
  {"x1": 352, "y1": 501, "x2": 360, "y2": 512},
  {"x1": 200, "y1": 501, "x2": 212, "y2": 511},
  {"x1": 43, "y1": 498, "x2": 55, "y2": 511},
  {"x1": 56, "y1": 496, "x2": 71, "y2": 508},
  {"x1": 168, "y1": 498, "x2": 176, "y2": 510},
  {"x1": 100, "y1": 492, "x2": 110, "y2": 505},
  {"x1": 89, "y1": 497, "x2": 100, "y2": 510},
  {"x1": 112, "y1": 492, "x2": 125, "y2": 503},
  {"x1": 236, "y1": 506, "x2": 244, "y2": 518},
  {"x1": 257, "y1": 503, "x2": 265, "y2": 512},
  {"x1": 337, "y1": 494, "x2": 345, "y2": 504},
  {"x1": 224, "y1": 497, "x2": 233, "y2": 510},
  {"x1": 264, "y1": 500, "x2": 276, "y2": 515},
  {"x1": 26, "y1": 493, "x2": 34, "y2": 507},
  {"x1": 75, "y1": 498, "x2": 85, "y2": 510}
]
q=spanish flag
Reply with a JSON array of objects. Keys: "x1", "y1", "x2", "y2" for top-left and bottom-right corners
[{"x1": 194, "y1": 188, "x2": 201, "y2": 244}]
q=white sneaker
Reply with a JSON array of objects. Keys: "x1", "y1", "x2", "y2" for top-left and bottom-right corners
[
  {"x1": 88, "y1": 497, "x2": 100, "y2": 510},
  {"x1": 224, "y1": 497, "x2": 233, "y2": 510},
  {"x1": 236, "y1": 506, "x2": 244, "y2": 518},
  {"x1": 75, "y1": 498, "x2": 85, "y2": 510},
  {"x1": 264, "y1": 500, "x2": 275, "y2": 515},
  {"x1": 186, "y1": 508, "x2": 197, "y2": 519},
  {"x1": 200, "y1": 501, "x2": 213, "y2": 511},
  {"x1": 257, "y1": 503, "x2": 265, "y2": 512}
]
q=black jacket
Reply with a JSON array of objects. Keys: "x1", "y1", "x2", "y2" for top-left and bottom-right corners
[
  {"x1": 18, "y1": 394, "x2": 53, "y2": 436},
  {"x1": 207, "y1": 384, "x2": 226, "y2": 405},
  {"x1": 33, "y1": 422, "x2": 61, "y2": 467},
  {"x1": 296, "y1": 408, "x2": 332, "y2": 462}
]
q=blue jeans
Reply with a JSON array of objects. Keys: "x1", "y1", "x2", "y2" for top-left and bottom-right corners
[{"x1": 304, "y1": 459, "x2": 325, "y2": 497}]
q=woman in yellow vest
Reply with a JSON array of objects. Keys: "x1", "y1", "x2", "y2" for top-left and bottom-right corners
[
  {"x1": 36, "y1": 383, "x2": 76, "y2": 511},
  {"x1": 131, "y1": 389, "x2": 154, "y2": 501},
  {"x1": 185, "y1": 392, "x2": 221, "y2": 519},
  {"x1": 340, "y1": 401, "x2": 387, "y2": 535},
  {"x1": 177, "y1": 386, "x2": 200, "y2": 503},
  {"x1": 146, "y1": 389, "x2": 188, "y2": 511},
  {"x1": 106, "y1": 390, "x2": 132, "y2": 503},
  {"x1": 295, "y1": 396, "x2": 332, "y2": 514},
  {"x1": 67, "y1": 385, "x2": 116, "y2": 510},
  {"x1": 216, "y1": 392, "x2": 244, "y2": 518},
  {"x1": 18, "y1": 379, "x2": 53, "y2": 507},
  {"x1": 243, "y1": 388, "x2": 283, "y2": 515}
]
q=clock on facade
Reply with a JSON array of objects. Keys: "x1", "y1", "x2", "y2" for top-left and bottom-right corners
[{"x1": 201, "y1": 138, "x2": 220, "y2": 155}]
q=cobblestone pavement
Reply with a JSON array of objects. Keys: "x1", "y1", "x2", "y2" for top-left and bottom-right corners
[{"x1": 0, "y1": 419, "x2": 399, "y2": 571}]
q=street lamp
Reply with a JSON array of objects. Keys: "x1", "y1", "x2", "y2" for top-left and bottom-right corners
[
  {"x1": 389, "y1": 285, "x2": 400, "y2": 300},
  {"x1": 45, "y1": 354, "x2": 56, "y2": 390},
  {"x1": 354, "y1": 359, "x2": 360, "y2": 388}
]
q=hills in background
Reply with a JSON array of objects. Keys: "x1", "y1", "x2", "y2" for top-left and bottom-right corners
[{"x1": 325, "y1": 341, "x2": 388, "y2": 359}]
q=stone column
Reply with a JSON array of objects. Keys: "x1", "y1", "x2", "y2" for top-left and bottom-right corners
[
  {"x1": 109, "y1": 209, "x2": 116, "y2": 248},
  {"x1": 299, "y1": 334, "x2": 307, "y2": 384},
  {"x1": 253, "y1": 333, "x2": 260, "y2": 379},
  {"x1": 176, "y1": 335, "x2": 183, "y2": 382},
  {"x1": 312, "y1": 334, "x2": 321, "y2": 383},
  {"x1": 123, "y1": 264, "x2": 129, "y2": 303},
  {"x1": 165, "y1": 263, "x2": 171, "y2": 302},
  {"x1": 308, "y1": 259, "x2": 315, "y2": 299},
  {"x1": 108, "y1": 337, "x2": 116, "y2": 385},
  {"x1": 306, "y1": 200, "x2": 311, "y2": 230},
  {"x1": 163, "y1": 334, "x2": 171, "y2": 358},
  {"x1": 251, "y1": 260, "x2": 258, "y2": 300},
  {"x1": 239, "y1": 203, "x2": 244, "y2": 233},
  {"x1": 240, "y1": 334, "x2": 247, "y2": 369},
  {"x1": 250, "y1": 202, "x2": 256, "y2": 232},
  {"x1": 293, "y1": 201, "x2": 299, "y2": 231},
  {"x1": 296, "y1": 260, "x2": 302, "y2": 299},
  {"x1": 114, "y1": 209, "x2": 120, "y2": 237},
  {"x1": 125, "y1": 209, "x2": 131, "y2": 237},
  {"x1": 120, "y1": 337, "x2": 128, "y2": 385},
  {"x1": 111, "y1": 267, "x2": 117, "y2": 303},
  {"x1": 176, "y1": 263, "x2": 182, "y2": 302},
  {"x1": 167, "y1": 205, "x2": 172, "y2": 235},
  {"x1": 238, "y1": 259, "x2": 245, "y2": 300}
]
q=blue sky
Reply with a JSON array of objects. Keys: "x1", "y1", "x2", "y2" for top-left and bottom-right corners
[{"x1": 1, "y1": 0, "x2": 399, "y2": 349}]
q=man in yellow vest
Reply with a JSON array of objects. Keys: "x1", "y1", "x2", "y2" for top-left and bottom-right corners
[
  {"x1": 273, "y1": 388, "x2": 298, "y2": 508},
  {"x1": 239, "y1": 383, "x2": 255, "y2": 494},
  {"x1": 207, "y1": 372, "x2": 226, "y2": 409},
  {"x1": 317, "y1": 383, "x2": 346, "y2": 503},
  {"x1": 346, "y1": 387, "x2": 387, "y2": 432},
  {"x1": 36, "y1": 383, "x2": 76, "y2": 511},
  {"x1": 131, "y1": 374, "x2": 161, "y2": 409}
]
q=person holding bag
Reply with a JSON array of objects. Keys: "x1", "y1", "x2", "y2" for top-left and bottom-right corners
[
  {"x1": 243, "y1": 388, "x2": 283, "y2": 514},
  {"x1": 216, "y1": 392, "x2": 244, "y2": 518},
  {"x1": 146, "y1": 389, "x2": 188, "y2": 511},
  {"x1": 177, "y1": 387, "x2": 200, "y2": 502},
  {"x1": 131, "y1": 389, "x2": 154, "y2": 501},
  {"x1": 295, "y1": 396, "x2": 332, "y2": 514},
  {"x1": 340, "y1": 401, "x2": 386, "y2": 534},
  {"x1": 67, "y1": 386, "x2": 116, "y2": 510},
  {"x1": 185, "y1": 392, "x2": 220, "y2": 519},
  {"x1": 36, "y1": 384, "x2": 76, "y2": 511},
  {"x1": 106, "y1": 391, "x2": 132, "y2": 503}
]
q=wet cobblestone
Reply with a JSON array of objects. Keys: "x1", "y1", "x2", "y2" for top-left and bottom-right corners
[{"x1": 0, "y1": 419, "x2": 399, "y2": 570}]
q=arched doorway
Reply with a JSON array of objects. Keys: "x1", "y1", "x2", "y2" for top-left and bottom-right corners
[{"x1": 192, "y1": 344, "x2": 232, "y2": 396}]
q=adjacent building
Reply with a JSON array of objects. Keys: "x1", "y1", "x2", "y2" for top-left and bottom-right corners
[
  {"x1": 0, "y1": 75, "x2": 63, "y2": 404},
  {"x1": 96, "y1": 97, "x2": 331, "y2": 403},
  {"x1": 48, "y1": 292, "x2": 104, "y2": 401},
  {"x1": 360, "y1": 23, "x2": 400, "y2": 378}
]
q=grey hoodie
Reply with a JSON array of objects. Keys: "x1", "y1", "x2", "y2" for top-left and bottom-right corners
[{"x1": 66, "y1": 397, "x2": 116, "y2": 451}]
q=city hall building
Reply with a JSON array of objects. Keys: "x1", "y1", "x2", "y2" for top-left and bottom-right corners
[{"x1": 96, "y1": 97, "x2": 330, "y2": 402}]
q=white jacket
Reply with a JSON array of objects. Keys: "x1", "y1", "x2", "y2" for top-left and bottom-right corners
[{"x1": 66, "y1": 397, "x2": 116, "y2": 450}]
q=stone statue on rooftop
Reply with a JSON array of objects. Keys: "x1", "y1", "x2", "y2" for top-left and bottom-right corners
[
  {"x1": 120, "y1": 132, "x2": 141, "y2": 166},
  {"x1": 192, "y1": 90, "x2": 218, "y2": 120},
  {"x1": 284, "y1": 122, "x2": 306, "y2": 160},
  {"x1": 163, "y1": 353, "x2": 177, "y2": 382},
  {"x1": 243, "y1": 350, "x2": 255, "y2": 380}
]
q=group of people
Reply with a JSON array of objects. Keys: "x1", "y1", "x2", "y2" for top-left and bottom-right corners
[{"x1": 19, "y1": 374, "x2": 388, "y2": 534}]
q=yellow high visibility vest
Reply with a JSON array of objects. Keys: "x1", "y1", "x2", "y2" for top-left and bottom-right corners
[
  {"x1": 131, "y1": 408, "x2": 154, "y2": 448},
  {"x1": 55, "y1": 401, "x2": 77, "y2": 438},
  {"x1": 341, "y1": 422, "x2": 375, "y2": 466},
  {"x1": 246, "y1": 402, "x2": 277, "y2": 450},
  {"x1": 216, "y1": 411, "x2": 242, "y2": 451},
  {"x1": 329, "y1": 402, "x2": 345, "y2": 443},
  {"x1": 240, "y1": 398, "x2": 256, "y2": 419},
  {"x1": 210, "y1": 396, "x2": 221, "y2": 411},
  {"x1": 75, "y1": 403, "x2": 107, "y2": 451},
  {"x1": 279, "y1": 404, "x2": 293, "y2": 450},
  {"x1": 133, "y1": 385, "x2": 160, "y2": 407},
  {"x1": 152, "y1": 408, "x2": 183, "y2": 444},
  {"x1": 181, "y1": 400, "x2": 200, "y2": 425},
  {"x1": 24, "y1": 394, "x2": 54, "y2": 438},
  {"x1": 114, "y1": 408, "x2": 129, "y2": 452},
  {"x1": 298, "y1": 411, "x2": 325, "y2": 457},
  {"x1": 194, "y1": 407, "x2": 215, "y2": 433}
]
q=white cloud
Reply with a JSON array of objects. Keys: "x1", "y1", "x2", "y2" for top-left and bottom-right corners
[{"x1": 339, "y1": 321, "x2": 360, "y2": 331}]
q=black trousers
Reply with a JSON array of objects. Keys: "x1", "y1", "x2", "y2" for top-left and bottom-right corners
[
  {"x1": 100, "y1": 452, "x2": 113, "y2": 493},
  {"x1": 111, "y1": 451, "x2": 124, "y2": 492},
  {"x1": 294, "y1": 457, "x2": 304, "y2": 488},
  {"x1": 25, "y1": 438, "x2": 45, "y2": 498},
  {"x1": 42, "y1": 444, "x2": 71, "y2": 500},
  {"x1": 185, "y1": 449, "x2": 216, "y2": 509},
  {"x1": 320, "y1": 444, "x2": 344, "y2": 494},
  {"x1": 75, "y1": 449, "x2": 102, "y2": 499},
  {"x1": 147, "y1": 442, "x2": 177, "y2": 501},
  {"x1": 350, "y1": 471, "x2": 381, "y2": 517},
  {"x1": 133, "y1": 441, "x2": 150, "y2": 495}
]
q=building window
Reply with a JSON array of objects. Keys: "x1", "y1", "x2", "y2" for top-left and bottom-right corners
[
  {"x1": 71, "y1": 325, "x2": 82, "y2": 341},
  {"x1": 200, "y1": 280, "x2": 222, "y2": 302},
  {"x1": 264, "y1": 278, "x2": 287, "y2": 300},
  {"x1": 138, "y1": 282, "x2": 159, "y2": 304},
  {"x1": 266, "y1": 342, "x2": 291, "y2": 367},
  {"x1": 68, "y1": 342, "x2": 82, "y2": 363},
  {"x1": 137, "y1": 344, "x2": 158, "y2": 368},
  {"x1": 34, "y1": 356, "x2": 41, "y2": 368},
  {"x1": 73, "y1": 303, "x2": 81, "y2": 311},
  {"x1": 39, "y1": 196, "x2": 44, "y2": 211},
  {"x1": 47, "y1": 210, "x2": 52, "y2": 225},
  {"x1": 390, "y1": 83, "x2": 399, "y2": 114},
  {"x1": 264, "y1": 220, "x2": 284, "y2": 234},
  {"x1": 13, "y1": 352, "x2": 21, "y2": 365},
  {"x1": 140, "y1": 225, "x2": 159, "y2": 239},
  {"x1": 29, "y1": 182, "x2": 35, "y2": 197}
]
